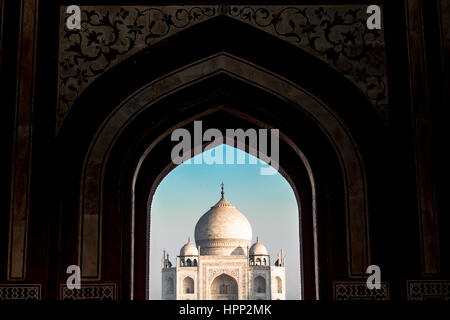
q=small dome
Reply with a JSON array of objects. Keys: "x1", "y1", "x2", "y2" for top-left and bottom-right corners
[
  {"x1": 180, "y1": 241, "x2": 198, "y2": 256},
  {"x1": 249, "y1": 240, "x2": 268, "y2": 255}
]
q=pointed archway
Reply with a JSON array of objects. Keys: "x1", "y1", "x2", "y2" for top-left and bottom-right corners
[
  {"x1": 54, "y1": 16, "x2": 386, "y2": 300},
  {"x1": 210, "y1": 274, "x2": 238, "y2": 300}
]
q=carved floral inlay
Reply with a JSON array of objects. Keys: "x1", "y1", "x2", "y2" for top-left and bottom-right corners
[{"x1": 57, "y1": 4, "x2": 388, "y2": 134}]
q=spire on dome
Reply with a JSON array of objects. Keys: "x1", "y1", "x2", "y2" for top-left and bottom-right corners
[{"x1": 221, "y1": 182, "x2": 224, "y2": 199}]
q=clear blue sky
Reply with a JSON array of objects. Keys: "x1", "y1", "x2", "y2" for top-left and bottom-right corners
[{"x1": 149, "y1": 144, "x2": 301, "y2": 299}]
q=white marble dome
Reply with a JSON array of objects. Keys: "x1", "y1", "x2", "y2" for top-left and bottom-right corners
[
  {"x1": 180, "y1": 240, "x2": 198, "y2": 256},
  {"x1": 249, "y1": 240, "x2": 268, "y2": 255},
  {"x1": 194, "y1": 188, "x2": 252, "y2": 256}
]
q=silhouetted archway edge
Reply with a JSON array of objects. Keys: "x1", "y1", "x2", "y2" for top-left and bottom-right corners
[
  {"x1": 145, "y1": 106, "x2": 308, "y2": 300},
  {"x1": 78, "y1": 53, "x2": 370, "y2": 296}
]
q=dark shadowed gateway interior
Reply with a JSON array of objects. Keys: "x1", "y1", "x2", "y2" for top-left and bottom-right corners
[{"x1": 1, "y1": 0, "x2": 449, "y2": 301}]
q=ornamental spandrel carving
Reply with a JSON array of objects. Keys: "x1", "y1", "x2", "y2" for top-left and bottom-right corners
[
  {"x1": 57, "y1": 5, "x2": 388, "y2": 134},
  {"x1": 208, "y1": 267, "x2": 239, "y2": 281},
  {"x1": 229, "y1": 5, "x2": 388, "y2": 119},
  {"x1": 57, "y1": 5, "x2": 217, "y2": 133}
]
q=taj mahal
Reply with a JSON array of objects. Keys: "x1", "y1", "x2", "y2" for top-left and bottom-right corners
[{"x1": 161, "y1": 184, "x2": 286, "y2": 300}]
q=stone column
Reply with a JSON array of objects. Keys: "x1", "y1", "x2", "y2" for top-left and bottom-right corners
[
  {"x1": 7, "y1": 0, "x2": 39, "y2": 281},
  {"x1": 405, "y1": 0, "x2": 440, "y2": 276}
]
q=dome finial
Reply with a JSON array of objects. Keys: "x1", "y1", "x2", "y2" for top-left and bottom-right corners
[
  {"x1": 221, "y1": 182, "x2": 224, "y2": 199},
  {"x1": 188, "y1": 236, "x2": 190, "y2": 243},
  {"x1": 257, "y1": 235, "x2": 259, "y2": 242}
]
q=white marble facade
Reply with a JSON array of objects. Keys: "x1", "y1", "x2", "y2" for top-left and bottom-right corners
[{"x1": 161, "y1": 186, "x2": 286, "y2": 300}]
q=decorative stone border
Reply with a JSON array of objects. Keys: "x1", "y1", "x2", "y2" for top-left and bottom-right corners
[
  {"x1": 334, "y1": 281, "x2": 389, "y2": 300},
  {"x1": 407, "y1": 280, "x2": 450, "y2": 300},
  {"x1": 0, "y1": 284, "x2": 41, "y2": 300},
  {"x1": 59, "y1": 283, "x2": 116, "y2": 300}
]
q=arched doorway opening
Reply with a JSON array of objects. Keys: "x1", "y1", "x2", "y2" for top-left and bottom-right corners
[
  {"x1": 254, "y1": 276, "x2": 266, "y2": 294},
  {"x1": 165, "y1": 277, "x2": 174, "y2": 295},
  {"x1": 210, "y1": 274, "x2": 238, "y2": 300},
  {"x1": 54, "y1": 16, "x2": 386, "y2": 301},
  {"x1": 183, "y1": 277, "x2": 195, "y2": 294},
  {"x1": 149, "y1": 144, "x2": 301, "y2": 299},
  {"x1": 276, "y1": 276, "x2": 283, "y2": 294}
]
